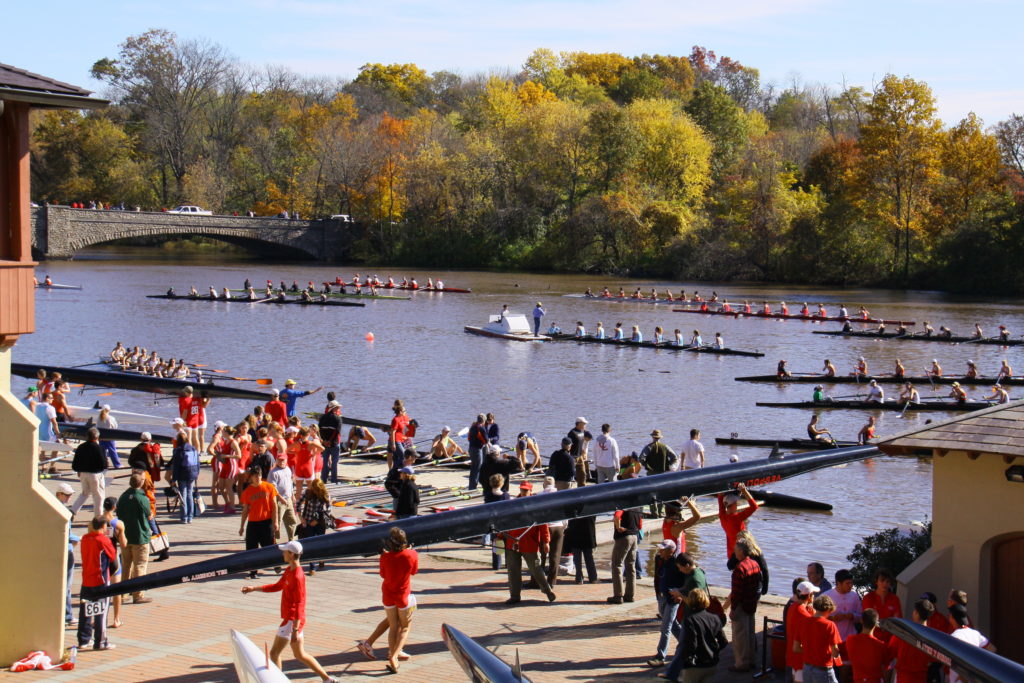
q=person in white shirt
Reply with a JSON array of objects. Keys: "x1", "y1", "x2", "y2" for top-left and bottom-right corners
[
  {"x1": 948, "y1": 603, "x2": 995, "y2": 683},
  {"x1": 866, "y1": 379, "x2": 884, "y2": 403},
  {"x1": 593, "y1": 423, "x2": 619, "y2": 483},
  {"x1": 267, "y1": 453, "x2": 298, "y2": 541},
  {"x1": 538, "y1": 477, "x2": 565, "y2": 586},
  {"x1": 680, "y1": 429, "x2": 705, "y2": 470},
  {"x1": 822, "y1": 568, "x2": 862, "y2": 640}
]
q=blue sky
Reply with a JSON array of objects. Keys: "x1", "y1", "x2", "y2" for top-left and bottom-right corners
[{"x1": 5, "y1": 0, "x2": 1021, "y2": 125}]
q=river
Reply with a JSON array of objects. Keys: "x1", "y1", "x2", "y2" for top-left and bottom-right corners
[{"x1": 19, "y1": 248, "x2": 1024, "y2": 589}]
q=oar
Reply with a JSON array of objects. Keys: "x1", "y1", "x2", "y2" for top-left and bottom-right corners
[
  {"x1": 958, "y1": 335, "x2": 999, "y2": 346},
  {"x1": 829, "y1": 393, "x2": 867, "y2": 400},
  {"x1": 69, "y1": 361, "x2": 107, "y2": 369}
]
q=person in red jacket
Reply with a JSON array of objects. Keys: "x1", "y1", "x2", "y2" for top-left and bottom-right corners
[
  {"x1": 717, "y1": 483, "x2": 758, "y2": 558},
  {"x1": 889, "y1": 599, "x2": 937, "y2": 683},
  {"x1": 786, "y1": 580, "x2": 818, "y2": 681},
  {"x1": 241, "y1": 540, "x2": 338, "y2": 682},
  {"x1": 77, "y1": 517, "x2": 118, "y2": 650},
  {"x1": 845, "y1": 609, "x2": 891, "y2": 683},
  {"x1": 796, "y1": 595, "x2": 843, "y2": 682},
  {"x1": 502, "y1": 481, "x2": 555, "y2": 605}
]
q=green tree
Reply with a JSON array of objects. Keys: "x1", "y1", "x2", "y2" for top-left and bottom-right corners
[{"x1": 684, "y1": 82, "x2": 749, "y2": 179}]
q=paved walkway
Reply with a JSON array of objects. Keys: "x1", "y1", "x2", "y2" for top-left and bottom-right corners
[{"x1": 10, "y1": 463, "x2": 787, "y2": 682}]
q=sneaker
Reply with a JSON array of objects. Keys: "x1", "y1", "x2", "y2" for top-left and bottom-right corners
[
  {"x1": 647, "y1": 658, "x2": 665, "y2": 667},
  {"x1": 133, "y1": 597, "x2": 153, "y2": 604},
  {"x1": 606, "y1": 596, "x2": 623, "y2": 604},
  {"x1": 546, "y1": 591, "x2": 557, "y2": 602},
  {"x1": 624, "y1": 596, "x2": 635, "y2": 603},
  {"x1": 574, "y1": 579, "x2": 583, "y2": 584},
  {"x1": 94, "y1": 643, "x2": 116, "y2": 651},
  {"x1": 504, "y1": 597, "x2": 521, "y2": 606}
]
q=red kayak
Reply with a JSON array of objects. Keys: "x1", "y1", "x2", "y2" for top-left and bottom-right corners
[
  {"x1": 671, "y1": 307, "x2": 914, "y2": 325},
  {"x1": 322, "y1": 280, "x2": 472, "y2": 293}
]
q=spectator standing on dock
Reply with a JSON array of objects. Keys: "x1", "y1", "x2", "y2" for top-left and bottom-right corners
[
  {"x1": 844, "y1": 608, "x2": 890, "y2": 683},
  {"x1": 680, "y1": 429, "x2": 705, "y2": 469},
  {"x1": 795, "y1": 595, "x2": 842, "y2": 683},
  {"x1": 607, "y1": 504, "x2": 643, "y2": 604},
  {"x1": 280, "y1": 379, "x2": 323, "y2": 418},
  {"x1": 116, "y1": 473, "x2": 153, "y2": 605},
  {"x1": 723, "y1": 537, "x2": 762, "y2": 673},
  {"x1": 71, "y1": 427, "x2": 107, "y2": 519},
  {"x1": 265, "y1": 390, "x2": 288, "y2": 427},
  {"x1": 480, "y1": 443, "x2": 522, "y2": 494},
  {"x1": 785, "y1": 580, "x2": 817, "y2": 683},
  {"x1": 537, "y1": 477, "x2": 565, "y2": 587},
  {"x1": 807, "y1": 562, "x2": 833, "y2": 593},
  {"x1": 318, "y1": 401, "x2": 343, "y2": 484},
  {"x1": 728, "y1": 530, "x2": 770, "y2": 596},
  {"x1": 239, "y1": 465, "x2": 279, "y2": 579},
  {"x1": 240, "y1": 540, "x2": 339, "y2": 682},
  {"x1": 564, "y1": 514, "x2": 598, "y2": 583},
  {"x1": 822, "y1": 569, "x2": 861, "y2": 640},
  {"x1": 593, "y1": 423, "x2": 619, "y2": 483},
  {"x1": 54, "y1": 483, "x2": 80, "y2": 625},
  {"x1": 647, "y1": 539, "x2": 684, "y2": 668},
  {"x1": 502, "y1": 481, "x2": 555, "y2": 605},
  {"x1": 717, "y1": 484, "x2": 758, "y2": 558},
  {"x1": 77, "y1": 517, "x2": 117, "y2": 651},
  {"x1": 296, "y1": 479, "x2": 332, "y2": 574},
  {"x1": 167, "y1": 432, "x2": 200, "y2": 524},
  {"x1": 948, "y1": 604, "x2": 996, "y2": 683},
  {"x1": 269, "y1": 453, "x2": 297, "y2": 541},
  {"x1": 548, "y1": 437, "x2": 576, "y2": 490},
  {"x1": 641, "y1": 429, "x2": 677, "y2": 516},
  {"x1": 128, "y1": 432, "x2": 162, "y2": 482},
  {"x1": 97, "y1": 405, "x2": 123, "y2": 468},
  {"x1": 861, "y1": 569, "x2": 902, "y2": 645},
  {"x1": 394, "y1": 468, "x2": 419, "y2": 519},
  {"x1": 567, "y1": 417, "x2": 593, "y2": 486},
  {"x1": 483, "y1": 474, "x2": 510, "y2": 570},
  {"x1": 467, "y1": 414, "x2": 487, "y2": 490},
  {"x1": 890, "y1": 599, "x2": 938, "y2": 682}
]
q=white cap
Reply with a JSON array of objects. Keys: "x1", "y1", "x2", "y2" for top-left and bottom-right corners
[
  {"x1": 327, "y1": 400, "x2": 341, "y2": 409},
  {"x1": 729, "y1": 454, "x2": 740, "y2": 463},
  {"x1": 214, "y1": 420, "x2": 227, "y2": 428},
  {"x1": 101, "y1": 404, "x2": 111, "y2": 411},
  {"x1": 171, "y1": 417, "x2": 185, "y2": 426},
  {"x1": 278, "y1": 540, "x2": 303, "y2": 555},
  {"x1": 658, "y1": 539, "x2": 677, "y2": 551},
  {"x1": 441, "y1": 425, "x2": 451, "y2": 433},
  {"x1": 56, "y1": 482, "x2": 74, "y2": 495},
  {"x1": 141, "y1": 432, "x2": 152, "y2": 441},
  {"x1": 796, "y1": 580, "x2": 820, "y2": 596},
  {"x1": 285, "y1": 426, "x2": 299, "y2": 434},
  {"x1": 576, "y1": 416, "x2": 588, "y2": 424},
  {"x1": 271, "y1": 388, "x2": 280, "y2": 395}
]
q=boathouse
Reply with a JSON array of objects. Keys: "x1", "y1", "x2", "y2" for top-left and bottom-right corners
[{"x1": 875, "y1": 402, "x2": 1024, "y2": 663}]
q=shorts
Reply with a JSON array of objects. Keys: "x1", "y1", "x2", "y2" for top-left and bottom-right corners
[
  {"x1": 384, "y1": 593, "x2": 417, "y2": 611},
  {"x1": 277, "y1": 620, "x2": 303, "y2": 639},
  {"x1": 295, "y1": 476, "x2": 314, "y2": 483}
]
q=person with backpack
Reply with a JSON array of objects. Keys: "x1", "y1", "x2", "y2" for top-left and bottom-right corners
[{"x1": 166, "y1": 432, "x2": 200, "y2": 523}]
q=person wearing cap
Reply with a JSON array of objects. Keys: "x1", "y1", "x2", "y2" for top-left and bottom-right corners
[
  {"x1": 268, "y1": 451, "x2": 298, "y2": 541},
  {"x1": 128, "y1": 432, "x2": 163, "y2": 482},
  {"x1": 466, "y1": 414, "x2": 488, "y2": 490},
  {"x1": 241, "y1": 540, "x2": 338, "y2": 682},
  {"x1": 641, "y1": 429, "x2": 677, "y2": 515},
  {"x1": 965, "y1": 359, "x2": 979, "y2": 379},
  {"x1": 566, "y1": 417, "x2": 593, "y2": 487},
  {"x1": 927, "y1": 358, "x2": 943, "y2": 379},
  {"x1": 265, "y1": 389, "x2": 288, "y2": 427},
  {"x1": 280, "y1": 379, "x2": 323, "y2": 418},
  {"x1": 794, "y1": 595, "x2": 842, "y2": 682},
  {"x1": 167, "y1": 432, "x2": 201, "y2": 523},
  {"x1": 717, "y1": 483, "x2": 758, "y2": 558},
  {"x1": 54, "y1": 483, "x2": 80, "y2": 625},
  {"x1": 96, "y1": 404, "x2": 123, "y2": 469},
  {"x1": 71, "y1": 427, "x2": 107, "y2": 519},
  {"x1": 852, "y1": 356, "x2": 868, "y2": 377},
  {"x1": 317, "y1": 400, "x2": 343, "y2": 484},
  {"x1": 865, "y1": 380, "x2": 884, "y2": 404},
  {"x1": 480, "y1": 443, "x2": 523, "y2": 496},
  {"x1": 431, "y1": 426, "x2": 466, "y2": 461},
  {"x1": 647, "y1": 539, "x2": 686, "y2": 667},
  {"x1": 387, "y1": 401, "x2": 412, "y2": 470},
  {"x1": 394, "y1": 467, "x2": 420, "y2": 519},
  {"x1": 986, "y1": 383, "x2": 1011, "y2": 404},
  {"x1": 547, "y1": 437, "x2": 577, "y2": 490},
  {"x1": 240, "y1": 465, "x2": 280, "y2": 578},
  {"x1": 948, "y1": 381, "x2": 968, "y2": 404},
  {"x1": 785, "y1": 579, "x2": 819, "y2": 681},
  {"x1": 501, "y1": 482, "x2": 556, "y2": 605},
  {"x1": 593, "y1": 423, "x2": 619, "y2": 483},
  {"x1": 532, "y1": 301, "x2": 545, "y2": 336},
  {"x1": 812, "y1": 385, "x2": 826, "y2": 403}
]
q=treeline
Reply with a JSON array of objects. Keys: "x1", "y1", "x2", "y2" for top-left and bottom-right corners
[{"x1": 29, "y1": 30, "x2": 1024, "y2": 292}]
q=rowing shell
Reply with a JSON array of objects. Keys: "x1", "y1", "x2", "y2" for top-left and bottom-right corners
[
  {"x1": 812, "y1": 330, "x2": 1023, "y2": 346},
  {"x1": 230, "y1": 288, "x2": 409, "y2": 301},
  {"x1": 735, "y1": 374, "x2": 1024, "y2": 386},
  {"x1": 547, "y1": 333, "x2": 763, "y2": 357},
  {"x1": 36, "y1": 283, "x2": 82, "y2": 291},
  {"x1": 323, "y1": 280, "x2": 472, "y2": 293},
  {"x1": 146, "y1": 294, "x2": 365, "y2": 308},
  {"x1": 715, "y1": 436, "x2": 859, "y2": 449},
  {"x1": 672, "y1": 308, "x2": 914, "y2": 325},
  {"x1": 755, "y1": 399, "x2": 1015, "y2": 412}
]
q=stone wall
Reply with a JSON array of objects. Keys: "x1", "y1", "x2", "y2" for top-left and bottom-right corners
[{"x1": 30, "y1": 206, "x2": 353, "y2": 260}]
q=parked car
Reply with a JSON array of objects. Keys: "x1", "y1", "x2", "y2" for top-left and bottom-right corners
[
  {"x1": 168, "y1": 205, "x2": 212, "y2": 215},
  {"x1": 329, "y1": 214, "x2": 353, "y2": 222}
]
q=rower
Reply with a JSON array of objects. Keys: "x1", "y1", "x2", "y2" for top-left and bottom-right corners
[
  {"x1": 859, "y1": 306, "x2": 870, "y2": 319},
  {"x1": 306, "y1": 281, "x2": 315, "y2": 293},
  {"x1": 279, "y1": 280, "x2": 287, "y2": 292},
  {"x1": 290, "y1": 280, "x2": 299, "y2": 292},
  {"x1": 965, "y1": 360, "x2": 979, "y2": 379},
  {"x1": 346, "y1": 425, "x2": 377, "y2": 453},
  {"x1": 602, "y1": 287, "x2": 611, "y2": 297},
  {"x1": 426, "y1": 277, "x2": 434, "y2": 289},
  {"x1": 246, "y1": 286, "x2": 256, "y2": 300},
  {"x1": 208, "y1": 286, "x2": 218, "y2": 299},
  {"x1": 807, "y1": 415, "x2": 836, "y2": 445},
  {"x1": 276, "y1": 290, "x2": 287, "y2": 301},
  {"x1": 693, "y1": 291, "x2": 702, "y2": 302},
  {"x1": 166, "y1": 287, "x2": 176, "y2": 297},
  {"x1": 713, "y1": 333, "x2": 725, "y2": 349},
  {"x1": 653, "y1": 326, "x2": 665, "y2": 344},
  {"x1": 574, "y1": 321, "x2": 587, "y2": 338},
  {"x1": 777, "y1": 360, "x2": 791, "y2": 378},
  {"x1": 857, "y1": 416, "x2": 877, "y2": 445},
  {"x1": 893, "y1": 358, "x2": 906, "y2": 378},
  {"x1": 678, "y1": 289, "x2": 686, "y2": 301},
  {"x1": 899, "y1": 382, "x2": 920, "y2": 405},
  {"x1": 547, "y1": 322, "x2": 562, "y2": 334},
  {"x1": 999, "y1": 325, "x2": 1010, "y2": 341},
  {"x1": 612, "y1": 322, "x2": 624, "y2": 340},
  {"x1": 430, "y1": 426, "x2": 466, "y2": 460},
  {"x1": 300, "y1": 290, "x2": 312, "y2": 302},
  {"x1": 822, "y1": 359, "x2": 837, "y2": 377},
  {"x1": 630, "y1": 325, "x2": 643, "y2": 343},
  {"x1": 322, "y1": 282, "x2": 331, "y2": 294},
  {"x1": 842, "y1": 321, "x2": 852, "y2": 333},
  {"x1": 762, "y1": 301, "x2": 771, "y2": 315},
  {"x1": 920, "y1": 321, "x2": 934, "y2": 336},
  {"x1": 817, "y1": 303, "x2": 827, "y2": 318},
  {"x1": 987, "y1": 385, "x2": 1010, "y2": 405},
  {"x1": 939, "y1": 325, "x2": 953, "y2": 339},
  {"x1": 800, "y1": 302, "x2": 810, "y2": 316},
  {"x1": 779, "y1": 301, "x2": 789, "y2": 316},
  {"x1": 876, "y1": 323, "x2": 886, "y2": 334},
  {"x1": 584, "y1": 287, "x2": 594, "y2": 297},
  {"x1": 839, "y1": 304, "x2": 849, "y2": 319},
  {"x1": 594, "y1": 322, "x2": 606, "y2": 339},
  {"x1": 222, "y1": 286, "x2": 232, "y2": 299},
  {"x1": 812, "y1": 385, "x2": 826, "y2": 403},
  {"x1": 997, "y1": 359, "x2": 1013, "y2": 382},
  {"x1": 399, "y1": 277, "x2": 407, "y2": 287},
  {"x1": 742, "y1": 301, "x2": 752, "y2": 314},
  {"x1": 895, "y1": 323, "x2": 908, "y2": 335},
  {"x1": 948, "y1": 382, "x2": 967, "y2": 403},
  {"x1": 515, "y1": 432, "x2": 542, "y2": 473},
  {"x1": 650, "y1": 288, "x2": 658, "y2": 300},
  {"x1": 664, "y1": 289, "x2": 674, "y2": 301},
  {"x1": 317, "y1": 292, "x2": 328, "y2": 302},
  {"x1": 409, "y1": 278, "x2": 418, "y2": 289},
  {"x1": 721, "y1": 300, "x2": 732, "y2": 313},
  {"x1": 866, "y1": 380, "x2": 884, "y2": 404},
  {"x1": 853, "y1": 356, "x2": 868, "y2": 377},
  {"x1": 673, "y1": 329, "x2": 684, "y2": 346},
  {"x1": 633, "y1": 288, "x2": 643, "y2": 300},
  {"x1": 617, "y1": 288, "x2": 626, "y2": 298},
  {"x1": 264, "y1": 283, "x2": 273, "y2": 296},
  {"x1": 111, "y1": 342, "x2": 126, "y2": 362},
  {"x1": 927, "y1": 359, "x2": 943, "y2": 378},
  {"x1": 700, "y1": 301, "x2": 709, "y2": 312},
  {"x1": 44, "y1": 275, "x2": 53, "y2": 286},
  {"x1": 387, "y1": 277, "x2": 395, "y2": 287},
  {"x1": 972, "y1": 323, "x2": 983, "y2": 340},
  {"x1": 689, "y1": 329, "x2": 702, "y2": 347}
]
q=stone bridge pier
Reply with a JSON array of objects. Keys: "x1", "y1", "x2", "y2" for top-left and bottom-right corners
[{"x1": 30, "y1": 206, "x2": 354, "y2": 260}]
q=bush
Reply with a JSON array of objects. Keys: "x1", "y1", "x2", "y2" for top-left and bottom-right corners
[{"x1": 846, "y1": 522, "x2": 932, "y2": 591}]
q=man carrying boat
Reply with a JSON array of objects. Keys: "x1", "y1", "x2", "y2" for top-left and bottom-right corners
[{"x1": 807, "y1": 415, "x2": 835, "y2": 445}]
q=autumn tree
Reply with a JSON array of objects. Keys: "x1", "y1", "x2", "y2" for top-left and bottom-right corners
[
  {"x1": 932, "y1": 113, "x2": 1004, "y2": 230},
  {"x1": 856, "y1": 74, "x2": 943, "y2": 280}
]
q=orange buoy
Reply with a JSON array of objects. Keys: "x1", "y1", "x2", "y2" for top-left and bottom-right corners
[{"x1": 365, "y1": 332, "x2": 375, "y2": 342}]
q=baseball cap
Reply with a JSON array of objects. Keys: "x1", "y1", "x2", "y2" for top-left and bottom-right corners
[
  {"x1": 285, "y1": 379, "x2": 296, "y2": 386},
  {"x1": 214, "y1": 420, "x2": 227, "y2": 428},
  {"x1": 141, "y1": 432, "x2": 152, "y2": 441},
  {"x1": 796, "y1": 581, "x2": 820, "y2": 596},
  {"x1": 56, "y1": 482, "x2": 74, "y2": 495},
  {"x1": 658, "y1": 539, "x2": 677, "y2": 551},
  {"x1": 576, "y1": 416, "x2": 588, "y2": 424},
  {"x1": 271, "y1": 388, "x2": 280, "y2": 395},
  {"x1": 101, "y1": 404, "x2": 111, "y2": 411},
  {"x1": 519, "y1": 481, "x2": 533, "y2": 490},
  {"x1": 441, "y1": 425, "x2": 451, "y2": 433},
  {"x1": 729, "y1": 455, "x2": 740, "y2": 463},
  {"x1": 399, "y1": 466, "x2": 415, "y2": 474},
  {"x1": 171, "y1": 417, "x2": 185, "y2": 426},
  {"x1": 278, "y1": 540, "x2": 303, "y2": 555},
  {"x1": 285, "y1": 426, "x2": 299, "y2": 433}
]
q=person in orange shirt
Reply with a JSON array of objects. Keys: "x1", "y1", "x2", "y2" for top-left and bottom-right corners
[
  {"x1": 239, "y1": 465, "x2": 279, "y2": 579},
  {"x1": 845, "y1": 609, "x2": 891, "y2": 683},
  {"x1": 861, "y1": 568, "x2": 902, "y2": 645},
  {"x1": 795, "y1": 595, "x2": 842, "y2": 683}
]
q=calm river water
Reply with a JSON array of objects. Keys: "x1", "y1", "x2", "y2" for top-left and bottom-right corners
[{"x1": 19, "y1": 249, "x2": 1024, "y2": 588}]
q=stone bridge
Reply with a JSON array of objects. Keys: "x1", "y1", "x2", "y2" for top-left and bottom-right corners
[{"x1": 30, "y1": 206, "x2": 354, "y2": 260}]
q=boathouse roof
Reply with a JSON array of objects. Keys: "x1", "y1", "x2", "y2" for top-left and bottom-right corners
[
  {"x1": 0, "y1": 63, "x2": 107, "y2": 109},
  {"x1": 875, "y1": 402, "x2": 1024, "y2": 461}
]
